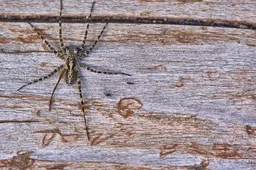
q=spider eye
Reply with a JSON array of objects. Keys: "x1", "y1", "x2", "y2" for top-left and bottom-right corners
[{"x1": 74, "y1": 47, "x2": 80, "y2": 54}]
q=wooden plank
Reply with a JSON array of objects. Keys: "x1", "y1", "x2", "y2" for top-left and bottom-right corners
[
  {"x1": 0, "y1": 0, "x2": 255, "y2": 169},
  {"x1": 1, "y1": 0, "x2": 256, "y2": 23}
]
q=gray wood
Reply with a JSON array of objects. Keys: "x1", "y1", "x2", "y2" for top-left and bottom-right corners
[
  {"x1": 1, "y1": 0, "x2": 256, "y2": 22},
  {"x1": 0, "y1": 0, "x2": 256, "y2": 169}
]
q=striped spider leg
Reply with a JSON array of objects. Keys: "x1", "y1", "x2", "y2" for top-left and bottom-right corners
[{"x1": 17, "y1": 0, "x2": 131, "y2": 141}]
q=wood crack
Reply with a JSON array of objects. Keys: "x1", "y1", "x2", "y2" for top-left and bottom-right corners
[
  {"x1": 0, "y1": 120, "x2": 40, "y2": 123},
  {"x1": 0, "y1": 14, "x2": 255, "y2": 30}
]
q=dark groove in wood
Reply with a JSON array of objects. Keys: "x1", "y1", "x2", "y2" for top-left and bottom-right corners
[
  {"x1": 0, "y1": 14, "x2": 255, "y2": 30},
  {"x1": 0, "y1": 120, "x2": 40, "y2": 123}
]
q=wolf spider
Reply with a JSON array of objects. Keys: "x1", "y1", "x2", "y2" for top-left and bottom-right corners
[{"x1": 17, "y1": 0, "x2": 130, "y2": 141}]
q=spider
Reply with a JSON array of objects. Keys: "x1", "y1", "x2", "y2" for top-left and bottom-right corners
[{"x1": 17, "y1": 0, "x2": 131, "y2": 141}]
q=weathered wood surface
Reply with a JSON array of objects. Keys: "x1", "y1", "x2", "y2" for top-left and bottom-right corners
[{"x1": 0, "y1": 0, "x2": 256, "y2": 169}]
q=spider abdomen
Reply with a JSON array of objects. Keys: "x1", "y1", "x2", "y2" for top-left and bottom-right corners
[
  {"x1": 65, "y1": 54, "x2": 77, "y2": 84},
  {"x1": 65, "y1": 69, "x2": 77, "y2": 85}
]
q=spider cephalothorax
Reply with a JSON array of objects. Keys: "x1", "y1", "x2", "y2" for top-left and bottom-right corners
[{"x1": 17, "y1": 0, "x2": 130, "y2": 141}]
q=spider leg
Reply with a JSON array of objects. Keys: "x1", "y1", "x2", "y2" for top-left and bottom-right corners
[
  {"x1": 84, "y1": 22, "x2": 108, "y2": 57},
  {"x1": 77, "y1": 71, "x2": 90, "y2": 141},
  {"x1": 28, "y1": 22, "x2": 64, "y2": 60},
  {"x1": 49, "y1": 70, "x2": 66, "y2": 111},
  {"x1": 79, "y1": 1, "x2": 96, "y2": 52},
  {"x1": 17, "y1": 65, "x2": 64, "y2": 91},
  {"x1": 80, "y1": 64, "x2": 131, "y2": 76},
  {"x1": 59, "y1": 0, "x2": 66, "y2": 53}
]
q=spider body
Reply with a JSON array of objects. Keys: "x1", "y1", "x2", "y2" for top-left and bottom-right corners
[
  {"x1": 65, "y1": 49, "x2": 78, "y2": 85},
  {"x1": 17, "y1": 0, "x2": 130, "y2": 141}
]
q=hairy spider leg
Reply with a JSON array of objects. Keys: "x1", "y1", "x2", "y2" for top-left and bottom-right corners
[
  {"x1": 59, "y1": 0, "x2": 66, "y2": 53},
  {"x1": 77, "y1": 71, "x2": 90, "y2": 141},
  {"x1": 49, "y1": 70, "x2": 66, "y2": 111},
  {"x1": 28, "y1": 22, "x2": 64, "y2": 60},
  {"x1": 17, "y1": 65, "x2": 64, "y2": 91},
  {"x1": 80, "y1": 1, "x2": 96, "y2": 51},
  {"x1": 80, "y1": 64, "x2": 131, "y2": 76},
  {"x1": 84, "y1": 22, "x2": 108, "y2": 57}
]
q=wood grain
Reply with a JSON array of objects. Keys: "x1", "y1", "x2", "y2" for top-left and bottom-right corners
[{"x1": 0, "y1": 0, "x2": 255, "y2": 169}]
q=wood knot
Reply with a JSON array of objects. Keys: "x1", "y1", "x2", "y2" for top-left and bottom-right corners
[{"x1": 117, "y1": 98, "x2": 143, "y2": 118}]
